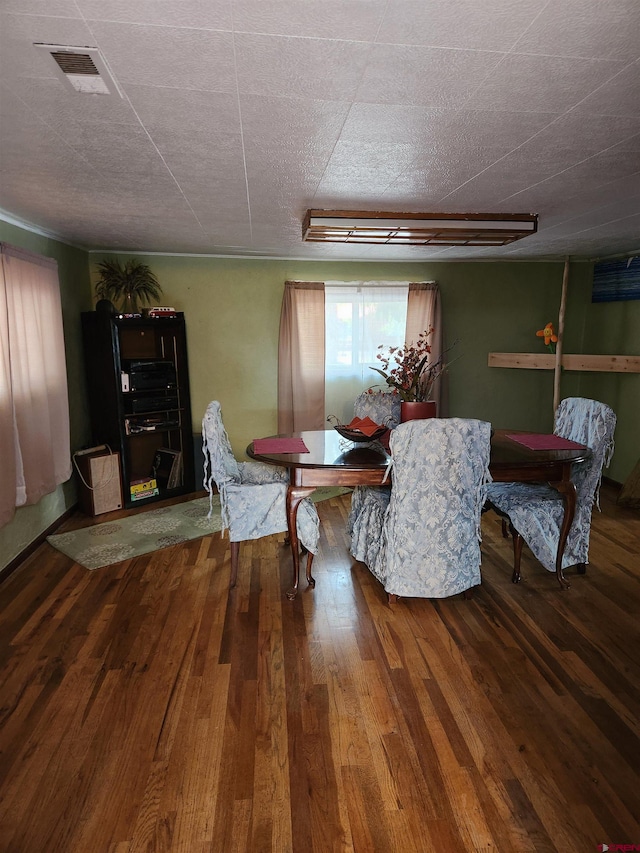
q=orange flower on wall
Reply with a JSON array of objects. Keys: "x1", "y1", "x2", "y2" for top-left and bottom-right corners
[{"x1": 536, "y1": 322, "x2": 558, "y2": 353}]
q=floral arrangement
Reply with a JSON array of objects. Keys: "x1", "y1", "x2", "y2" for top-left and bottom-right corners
[
  {"x1": 536, "y1": 322, "x2": 558, "y2": 354},
  {"x1": 369, "y1": 328, "x2": 453, "y2": 402}
]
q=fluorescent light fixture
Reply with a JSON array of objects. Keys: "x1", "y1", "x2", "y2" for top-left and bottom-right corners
[{"x1": 303, "y1": 210, "x2": 538, "y2": 247}]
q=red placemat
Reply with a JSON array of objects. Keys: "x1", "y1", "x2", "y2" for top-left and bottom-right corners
[
  {"x1": 506, "y1": 433, "x2": 586, "y2": 451},
  {"x1": 252, "y1": 437, "x2": 309, "y2": 454}
]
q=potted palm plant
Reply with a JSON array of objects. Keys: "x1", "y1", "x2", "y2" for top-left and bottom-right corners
[{"x1": 94, "y1": 258, "x2": 163, "y2": 314}]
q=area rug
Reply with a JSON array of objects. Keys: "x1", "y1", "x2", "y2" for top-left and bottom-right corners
[{"x1": 47, "y1": 487, "x2": 351, "y2": 570}]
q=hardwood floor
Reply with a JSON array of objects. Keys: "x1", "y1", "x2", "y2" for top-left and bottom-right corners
[{"x1": 0, "y1": 486, "x2": 638, "y2": 852}]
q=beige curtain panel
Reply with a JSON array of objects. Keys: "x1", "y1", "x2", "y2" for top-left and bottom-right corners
[
  {"x1": 0, "y1": 243, "x2": 71, "y2": 529},
  {"x1": 407, "y1": 282, "x2": 445, "y2": 414},
  {"x1": 278, "y1": 281, "x2": 326, "y2": 433}
]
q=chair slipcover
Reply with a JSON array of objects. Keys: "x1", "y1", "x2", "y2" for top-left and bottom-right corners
[
  {"x1": 350, "y1": 418, "x2": 492, "y2": 599},
  {"x1": 347, "y1": 391, "x2": 400, "y2": 538},
  {"x1": 352, "y1": 390, "x2": 401, "y2": 429},
  {"x1": 202, "y1": 401, "x2": 319, "y2": 564},
  {"x1": 486, "y1": 397, "x2": 616, "y2": 574}
]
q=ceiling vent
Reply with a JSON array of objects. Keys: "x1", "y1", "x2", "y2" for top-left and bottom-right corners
[{"x1": 34, "y1": 44, "x2": 123, "y2": 96}]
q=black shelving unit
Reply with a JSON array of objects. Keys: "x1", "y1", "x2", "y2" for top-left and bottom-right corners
[{"x1": 81, "y1": 311, "x2": 195, "y2": 509}]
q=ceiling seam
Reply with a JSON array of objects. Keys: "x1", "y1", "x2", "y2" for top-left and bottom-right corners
[
  {"x1": 308, "y1": 0, "x2": 394, "y2": 203},
  {"x1": 66, "y1": 0, "x2": 210, "y2": 238},
  {"x1": 231, "y1": 5, "x2": 253, "y2": 245}
]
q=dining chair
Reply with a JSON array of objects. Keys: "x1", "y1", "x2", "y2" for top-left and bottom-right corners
[
  {"x1": 353, "y1": 389, "x2": 401, "y2": 429},
  {"x1": 201, "y1": 401, "x2": 319, "y2": 587},
  {"x1": 346, "y1": 390, "x2": 401, "y2": 540},
  {"x1": 350, "y1": 418, "x2": 492, "y2": 602},
  {"x1": 485, "y1": 397, "x2": 616, "y2": 585}
]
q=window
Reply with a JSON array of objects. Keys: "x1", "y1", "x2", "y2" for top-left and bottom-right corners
[
  {"x1": 325, "y1": 284, "x2": 408, "y2": 423},
  {"x1": 278, "y1": 280, "x2": 440, "y2": 433}
]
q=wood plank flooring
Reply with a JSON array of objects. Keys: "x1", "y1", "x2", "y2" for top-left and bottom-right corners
[{"x1": 0, "y1": 486, "x2": 638, "y2": 852}]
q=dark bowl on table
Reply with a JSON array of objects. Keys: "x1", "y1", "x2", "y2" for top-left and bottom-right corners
[{"x1": 333, "y1": 424, "x2": 388, "y2": 443}]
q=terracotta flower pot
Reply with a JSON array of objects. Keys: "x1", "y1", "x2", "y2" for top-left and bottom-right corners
[{"x1": 400, "y1": 401, "x2": 437, "y2": 422}]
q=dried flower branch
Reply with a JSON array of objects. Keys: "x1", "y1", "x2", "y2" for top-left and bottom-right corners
[{"x1": 369, "y1": 329, "x2": 458, "y2": 402}]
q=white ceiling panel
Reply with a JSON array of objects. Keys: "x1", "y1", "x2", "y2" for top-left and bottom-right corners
[
  {"x1": 86, "y1": 22, "x2": 238, "y2": 92},
  {"x1": 0, "y1": 2, "x2": 638, "y2": 259},
  {"x1": 315, "y1": 141, "x2": 419, "y2": 196},
  {"x1": 5, "y1": 76, "x2": 140, "y2": 129},
  {"x1": 232, "y1": 0, "x2": 387, "y2": 41},
  {"x1": 240, "y1": 94, "x2": 350, "y2": 149},
  {"x1": 355, "y1": 44, "x2": 504, "y2": 109},
  {"x1": 151, "y1": 128, "x2": 245, "y2": 176},
  {"x1": 234, "y1": 33, "x2": 371, "y2": 101},
  {"x1": 0, "y1": 1, "x2": 80, "y2": 15},
  {"x1": 59, "y1": 125, "x2": 170, "y2": 176},
  {"x1": 467, "y1": 54, "x2": 626, "y2": 114},
  {"x1": 525, "y1": 113, "x2": 640, "y2": 154},
  {"x1": 514, "y1": 0, "x2": 640, "y2": 61},
  {"x1": 571, "y1": 62, "x2": 640, "y2": 117},
  {"x1": 375, "y1": 0, "x2": 546, "y2": 52},
  {"x1": 78, "y1": 0, "x2": 234, "y2": 31},
  {"x1": 127, "y1": 86, "x2": 241, "y2": 135}
]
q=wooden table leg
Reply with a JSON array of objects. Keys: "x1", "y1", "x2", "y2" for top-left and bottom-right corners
[
  {"x1": 549, "y1": 479, "x2": 577, "y2": 589},
  {"x1": 285, "y1": 485, "x2": 316, "y2": 600}
]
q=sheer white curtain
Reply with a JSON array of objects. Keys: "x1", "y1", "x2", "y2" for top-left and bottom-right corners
[
  {"x1": 325, "y1": 283, "x2": 409, "y2": 424},
  {"x1": 0, "y1": 243, "x2": 71, "y2": 529},
  {"x1": 277, "y1": 280, "x2": 441, "y2": 431}
]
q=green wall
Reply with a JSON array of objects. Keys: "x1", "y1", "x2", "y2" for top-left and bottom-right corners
[
  {"x1": 570, "y1": 262, "x2": 640, "y2": 486},
  {"x1": 2, "y1": 217, "x2": 637, "y2": 576},
  {"x1": 90, "y1": 252, "x2": 638, "y2": 485},
  {"x1": 0, "y1": 221, "x2": 92, "y2": 572}
]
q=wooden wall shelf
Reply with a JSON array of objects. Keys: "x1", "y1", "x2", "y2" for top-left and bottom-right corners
[{"x1": 488, "y1": 353, "x2": 640, "y2": 373}]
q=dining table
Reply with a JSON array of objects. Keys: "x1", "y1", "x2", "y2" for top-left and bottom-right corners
[{"x1": 247, "y1": 427, "x2": 592, "y2": 598}]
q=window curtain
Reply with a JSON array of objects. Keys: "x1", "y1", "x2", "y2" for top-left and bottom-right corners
[
  {"x1": 277, "y1": 280, "x2": 443, "y2": 431},
  {"x1": 406, "y1": 282, "x2": 445, "y2": 414},
  {"x1": 0, "y1": 243, "x2": 71, "y2": 529},
  {"x1": 277, "y1": 281, "x2": 325, "y2": 432}
]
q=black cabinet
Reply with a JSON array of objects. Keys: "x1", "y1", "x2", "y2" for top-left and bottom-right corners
[{"x1": 81, "y1": 311, "x2": 195, "y2": 508}]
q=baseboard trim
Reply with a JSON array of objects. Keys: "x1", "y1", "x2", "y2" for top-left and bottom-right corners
[
  {"x1": 0, "y1": 503, "x2": 77, "y2": 586},
  {"x1": 602, "y1": 475, "x2": 622, "y2": 492}
]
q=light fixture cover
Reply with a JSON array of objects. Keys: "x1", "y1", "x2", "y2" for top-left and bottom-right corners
[{"x1": 303, "y1": 210, "x2": 538, "y2": 247}]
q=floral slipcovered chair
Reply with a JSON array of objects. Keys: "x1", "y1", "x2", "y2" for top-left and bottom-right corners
[
  {"x1": 346, "y1": 391, "x2": 401, "y2": 539},
  {"x1": 352, "y1": 390, "x2": 401, "y2": 429},
  {"x1": 350, "y1": 418, "x2": 492, "y2": 602},
  {"x1": 485, "y1": 397, "x2": 616, "y2": 586},
  {"x1": 202, "y1": 401, "x2": 319, "y2": 588}
]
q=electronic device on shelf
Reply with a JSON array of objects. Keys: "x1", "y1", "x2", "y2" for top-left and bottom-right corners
[
  {"x1": 121, "y1": 359, "x2": 176, "y2": 391},
  {"x1": 125, "y1": 415, "x2": 180, "y2": 435},
  {"x1": 148, "y1": 306, "x2": 178, "y2": 318},
  {"x1": 127, "y1": 394, "x2": 179, "y2": 414}
]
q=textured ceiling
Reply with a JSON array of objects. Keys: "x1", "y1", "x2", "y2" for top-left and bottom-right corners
[{"x1": 1, "y1": 0, "x2": 639, "y2": 262}]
